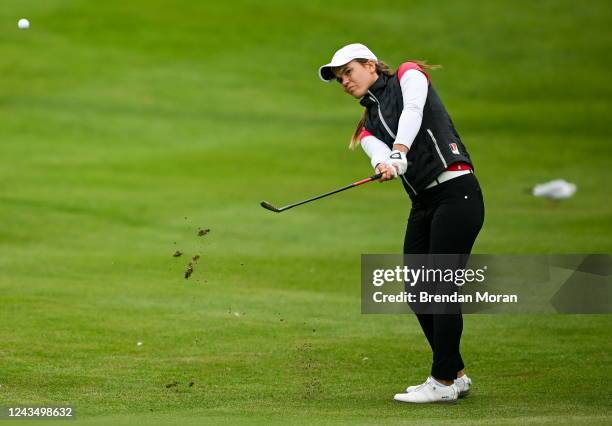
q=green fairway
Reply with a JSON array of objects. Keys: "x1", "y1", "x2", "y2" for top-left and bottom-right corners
[{"x1": 1, "y1": 0, "x2": 611, "y2": 424}]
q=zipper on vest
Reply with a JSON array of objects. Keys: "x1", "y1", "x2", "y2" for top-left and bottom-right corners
[
  {"x1": 426, "y1": 129, "x2": 447, "y2": 168},
  {"x1": 401, "y1": 175, "x2": 418, "y2": 195},
  {"x1": 366, "y1": 90, "x2": 417, "y2": 195},
  {"x1": 367, "y1": 90, "x2": 397, "y2": 140}
]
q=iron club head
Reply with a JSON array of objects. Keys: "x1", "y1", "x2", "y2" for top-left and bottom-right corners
[{"x1": 260, "y1": 201, "x2": 282, "y2": 213}]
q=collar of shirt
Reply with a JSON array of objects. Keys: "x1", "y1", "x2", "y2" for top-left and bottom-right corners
[{"x1": 359, "y1": 74, "x2": 389, "y2": 107}]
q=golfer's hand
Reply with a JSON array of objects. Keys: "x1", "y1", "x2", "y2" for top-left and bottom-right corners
[
  {"x1": 376, "y1": 163, "x2": 396, "y2": 182},
  {"x1": 385, "y1": 150, "x2": 408, "y2": 176}
]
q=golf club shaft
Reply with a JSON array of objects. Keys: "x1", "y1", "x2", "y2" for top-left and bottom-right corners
[{"x1": 278, "y1": 173, "x2": 383, "y2": 212}]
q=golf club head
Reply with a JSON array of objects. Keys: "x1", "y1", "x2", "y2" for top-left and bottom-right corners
[{"x1": 260, "y1": 201, "x2": 282, "y2": 213}]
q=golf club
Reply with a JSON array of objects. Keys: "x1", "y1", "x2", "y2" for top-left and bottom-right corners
[{"x1": 261, "y1": 173, "x2": 383, "y2": 213}]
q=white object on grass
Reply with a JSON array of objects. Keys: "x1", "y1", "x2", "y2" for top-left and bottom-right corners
[
  {"x1": 18, "y1": 18, "x2": 30, "y2": 30},
  {"x1": 532, "y1": 179, "x2": 576, "y2": 200},
  {"x1": 394, "y1": 377, "x2": 459, "y2": 403},
  {"x1": 406, "y1": 374, "x2": 472, "y2": 398}
]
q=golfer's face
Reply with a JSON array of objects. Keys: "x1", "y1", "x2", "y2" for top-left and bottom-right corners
[{"x1": 334, "y1": 61, "x2": 377, "y2": 98}]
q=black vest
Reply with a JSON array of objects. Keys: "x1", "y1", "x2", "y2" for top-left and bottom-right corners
[{"x1": 360, "y1": 73, "x2": 473, "y2": 198}]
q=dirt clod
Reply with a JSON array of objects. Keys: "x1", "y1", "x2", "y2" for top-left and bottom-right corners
[
  {"x1": 197, "y1": 228, "x2": 210, "y2": 237},
  {"x1": 173, "y1": 250, "x2": 183, "y2": 257},
  {"x1": 184, "y1": 263, "x2": 194, "y2": 279}
]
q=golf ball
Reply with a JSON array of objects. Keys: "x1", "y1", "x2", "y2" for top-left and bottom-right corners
[{"x1": 18, "y1": 18, "x2": 29, "y2": 30}]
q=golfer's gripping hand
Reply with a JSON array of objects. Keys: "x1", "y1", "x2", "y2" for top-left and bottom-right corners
[
  {"x1": 376, "y1": 150, "x2": 409, "y2": 182},
  {"x1": 376, "y1": 163, "x2": 396, "y2": 182}
]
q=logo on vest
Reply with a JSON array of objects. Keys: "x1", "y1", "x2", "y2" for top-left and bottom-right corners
[{"x1": 449, "y1": 143, "x2": 460, "y2": 155}]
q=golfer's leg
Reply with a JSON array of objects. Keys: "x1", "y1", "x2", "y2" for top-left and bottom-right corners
[
  {"x1": 403, "y1": 206, "x2": 435, "y2": 349},
  {"x1": 403, "y1": 206, "x2": 431, "y2": 254},
  {"x1": 428, "y1": 177, "x2": 485, "y2": 380},
  {"x1": 430, "y1": 314, "x2": 464, "y2": 380}
]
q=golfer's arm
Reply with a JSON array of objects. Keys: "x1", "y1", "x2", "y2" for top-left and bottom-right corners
[
  {"x1": 393, "y1": 144, "x2": 409, "y2": 153},
  {"x1": 393, "y1": 69, "x2": 428, "y2": 152},
  {"x1": 361, "y1": 134, "x2": 392, "y2": 168}
]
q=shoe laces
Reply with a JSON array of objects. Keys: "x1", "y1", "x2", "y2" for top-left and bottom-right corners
[{"x1": 411, "y1": 377, "x2": 432, "y2": 393}]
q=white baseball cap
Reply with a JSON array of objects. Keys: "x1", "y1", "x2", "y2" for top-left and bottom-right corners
[{"x1": 318, "y1": 43, "x2": 378, "y2": 82}]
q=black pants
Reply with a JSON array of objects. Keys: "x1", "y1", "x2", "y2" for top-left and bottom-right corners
[{"x1": 403, "y1": 173, "x2": 485, "y2": 380}]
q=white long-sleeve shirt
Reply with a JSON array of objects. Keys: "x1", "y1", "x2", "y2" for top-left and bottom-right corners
[{"x1": 360, "y1": 64, "x2": 429, "y2": 167}]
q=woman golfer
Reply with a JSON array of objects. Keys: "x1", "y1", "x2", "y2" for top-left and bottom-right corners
[{"x1": 318, "y1": 44, "x2": 485, "y2": 403}]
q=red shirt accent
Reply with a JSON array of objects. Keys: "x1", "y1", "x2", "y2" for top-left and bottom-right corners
[
  {"x1": 397, "y1": 62, "x2": 430, "y2": 83},
  {"x1": 446, "y1": 162, "x2": 472, "y2": 171},
  {"x1": 358, "y1": 128, "x2": 373, "y2": 141}
]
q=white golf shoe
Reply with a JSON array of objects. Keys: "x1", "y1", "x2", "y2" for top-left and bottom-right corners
[
  {"x1": 394, "y1": 377, "x2": 458, "y2": 403},
  {"x1": 405, "y1": 374, "x2": 472, "y2": 398},
  {"x1": 404, "y1": 378, "x2": 428, "y2": 394},
  {"x1": 454, "y1": 374, "x2": 472, "y2": 397}
]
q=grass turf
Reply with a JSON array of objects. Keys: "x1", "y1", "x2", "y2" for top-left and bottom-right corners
[{"x1": 0, "y1": 0, "x2": 611, "y2": 424}]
